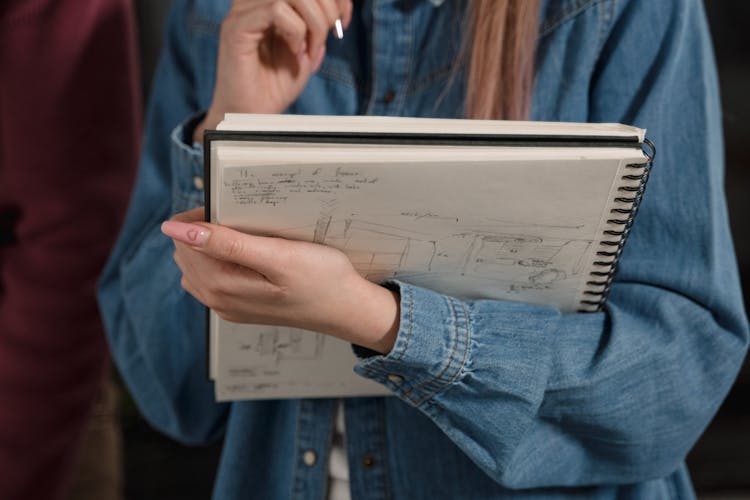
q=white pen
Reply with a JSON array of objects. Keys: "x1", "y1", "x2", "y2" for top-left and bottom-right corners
[{"x1": 334, "y1": 18, "x2": 344, "y2": 39}]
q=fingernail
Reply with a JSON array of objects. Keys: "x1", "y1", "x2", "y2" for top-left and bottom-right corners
[
  {"x1": 161, "y1": 220, "x2": 210, "y2": 247},
  {"x1": 334, "y1": 18, "x2": 343, "y2": 39}
]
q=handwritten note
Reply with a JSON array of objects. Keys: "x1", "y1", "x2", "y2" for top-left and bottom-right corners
[{"x1": 224, "y1": 166, "x2": 379, "y2": 207}]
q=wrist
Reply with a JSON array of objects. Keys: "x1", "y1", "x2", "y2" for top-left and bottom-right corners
[
  {"x1": 367, "y1": 285, "x2": 401, "y2": 354},
  {"x1": 337, "y1": 278, "x2": 400, "y2": 354}
]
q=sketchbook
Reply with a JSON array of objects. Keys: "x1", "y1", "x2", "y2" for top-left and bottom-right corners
[{"x1": 203, "y1": 113, "x2": 654, "y2": 401}]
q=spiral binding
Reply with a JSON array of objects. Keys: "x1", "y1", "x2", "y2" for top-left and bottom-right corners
[{"x1": 578, "y1": 138, "x2": 656, "y2": 312}]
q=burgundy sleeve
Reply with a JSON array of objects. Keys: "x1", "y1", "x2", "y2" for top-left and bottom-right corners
[{"x1": 0, "y1": 1, "x2": 140, "y2": 498}]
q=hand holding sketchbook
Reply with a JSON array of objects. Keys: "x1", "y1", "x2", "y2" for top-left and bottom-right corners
[{"x1": 204, "y1": 114, "x2": 654, "y2": 401}]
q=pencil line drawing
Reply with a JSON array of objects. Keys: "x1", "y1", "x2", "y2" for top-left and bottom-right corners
[
  {"x1": 275, "y1": 206, "x2": 594, "y2": 293},
  {"x1": 227, "y1": 328, "x2": 326, "y2": 374}
]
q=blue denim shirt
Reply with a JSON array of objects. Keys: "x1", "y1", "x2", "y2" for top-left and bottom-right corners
[{"x1": 98, "y1": 0, "x2": 749, "y2": 498}]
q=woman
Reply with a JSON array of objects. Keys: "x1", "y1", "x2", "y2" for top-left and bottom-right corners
[{"x1": 99, "y1": 0, "x2": 749, "y2": 498}]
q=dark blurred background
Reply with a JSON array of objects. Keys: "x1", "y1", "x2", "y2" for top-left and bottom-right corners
[{"x1": 121, "y1": 1, "x2": 750, "y2": 498}]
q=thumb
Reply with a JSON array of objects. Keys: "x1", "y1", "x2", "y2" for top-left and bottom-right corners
[
  {"x1": 160, "y1": 220, "x2": 282, "y2": 277},
  {"x1": 161, "y1": 220, "x2": 210, "y2": 246}
]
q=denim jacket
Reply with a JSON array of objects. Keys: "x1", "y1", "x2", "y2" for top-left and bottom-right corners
[{"x1": 98, "y1": 0, "x2": 749, "y2": 498}]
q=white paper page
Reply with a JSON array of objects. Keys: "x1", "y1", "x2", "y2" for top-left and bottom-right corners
[
  {"x1": 214, "y1": 323, "x2": 387, "y2": 401},
  {"x1": 210, "y1": 143, "x2": 646, "y2": 399},
  {"x1": 219, "y1": 113, "x2": 646, "y2": 142}
]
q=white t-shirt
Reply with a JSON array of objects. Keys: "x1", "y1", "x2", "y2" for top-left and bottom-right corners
[{"x1": 327, "y1": 401, "x2": 351, "y2": 500}]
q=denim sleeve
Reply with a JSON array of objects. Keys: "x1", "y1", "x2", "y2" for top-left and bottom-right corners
[
  {"x1": 97, "y1": 1, "x2": 228, "y2": 445},
  {"x1": 354, "y1": 0, "x2": 749, "y2": 488}
]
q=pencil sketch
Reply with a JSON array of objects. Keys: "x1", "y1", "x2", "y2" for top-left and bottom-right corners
[
  {"x1": 275, "y1": 204, "x2": 593, "y2": 293},
  {"x1": 225, "y1": 328, "x2": 325, "y2": 377}
]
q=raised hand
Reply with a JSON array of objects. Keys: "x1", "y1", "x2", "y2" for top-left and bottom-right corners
[{"x1": 194, "y1": 0, "x2": 353, "y2": 141}]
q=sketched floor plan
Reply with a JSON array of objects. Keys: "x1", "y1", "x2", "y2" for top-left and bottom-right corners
[
  {"x1": 277, "y1": 210, "x2": 594, "y2": 296},
  {"x1": 216, "y1": 321, "x2": 388, "y2": 397},
  {"x1": 221, "y1": 327, "x2": 325, "y2": 377}
]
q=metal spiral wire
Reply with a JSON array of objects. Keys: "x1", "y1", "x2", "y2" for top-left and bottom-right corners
[{"x1": 579, "y1": 138, "x2": 655, "y2": 312}]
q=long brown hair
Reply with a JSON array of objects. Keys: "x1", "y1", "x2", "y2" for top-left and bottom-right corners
[{"x1": 465, "y1": 0, "x2": 541, "y2": 120}]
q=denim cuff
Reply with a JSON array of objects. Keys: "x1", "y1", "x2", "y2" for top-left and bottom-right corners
[
  {"x1": 170, "y1": 112, "x2": 207, "y2": 214},
  {"x1": 353, "y1": 281, "x2": 471, "y2": 407},
  {"x1": 353, "y1": 280, "x2": 561, "y2": 412}
]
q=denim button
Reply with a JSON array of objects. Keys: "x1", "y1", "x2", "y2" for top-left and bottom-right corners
[
  {"x1": 387, "y1": 374, "x2": 403, "y2": 384},
  {"x1": 193, "y1": 176, "x2": 204, "y2": 190},
  {"x1": 362, "y1": 454, "x2": 376, "y2": 468},
  {"x1": 302, "y1": 449, "x2": 317, "y2": 466}
]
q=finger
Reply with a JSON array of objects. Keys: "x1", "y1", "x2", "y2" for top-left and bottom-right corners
[
  {"x1": 171, "y1": 207, "x2": 205, "y2": 224},
  {"x1": 173, "y1": 241, "x2": 213, "y2": 277},
  {"x1": 162, "y1": 220, "x2": 210, "y2": 246},
  {"x1": 174, "y1": 242, "x2": 224, "y2": 287},
  {"x1": 201, "y1": 225, "x2": 285, "y2": 280},
  {"x1": 180, "y1": 274, "x2": 206, "y2": 304},
  {"x1": 222, "y1": 1, "x2": 304, "y2": 50},
  {"x1": 287, "y1": 0, "x2": 329, "y2": 55},
  {"x1": 315, "y1": 0, "x2": 340, "y2": 28},
  {"x1": 178, "y1": 248, "x2": 283, "y2": 316},
  {"x1": 224, "y1": 1, "x2": 313, "y2": 66},
  {"x1": 223, "y1": 0, "x2": 278, "y2": 35},
  {"x1": 172, "y1": 243, "x2": 209, "y2": 304},
  {"x1": 314, "y1": 0, "x2": 349, "y2": 43},
  {"x1": 270, "y1": 0, "x2": 308, "y2": 55},
  {"x1": 161, "y1": 220, "x2": 284, "y2": 279},
  {"x1": 173, "y1": 242, "x2": 212, "y2": 290},
  {"x1": 176, "y1": 237, "x2": 275, "y2": 288},
  {"x1": 334, "y1": 0, "x2": 352, "y2": 29},
  {"x1": 313, "y1": 45, "x2": 326, "y2": 72}
]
